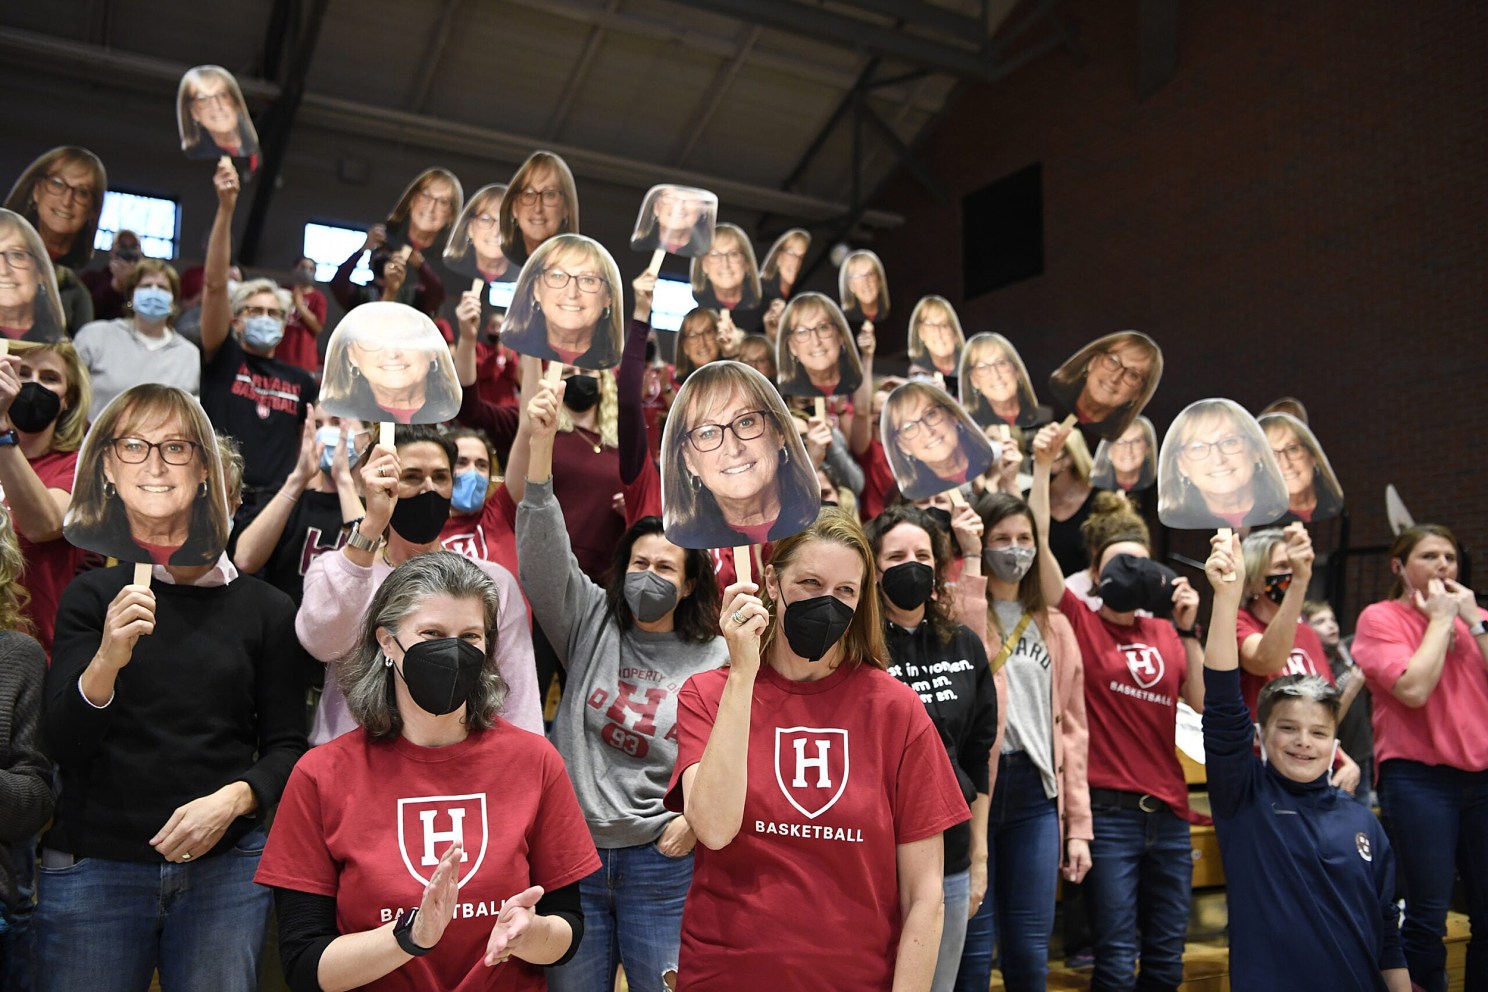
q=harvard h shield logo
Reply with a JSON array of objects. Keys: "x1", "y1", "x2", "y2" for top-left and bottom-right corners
[
  {"x1": 397, "y1": 793, "x2": 489, "y2": 887},
  {"x1": 774, "y1": 726, "x2": 850, "y2": 819},
  {"x1": 1121, "y1": 642, "x2": 1165, "y2": 689}
]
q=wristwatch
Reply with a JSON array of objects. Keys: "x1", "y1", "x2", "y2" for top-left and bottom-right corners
[
  {"x1": 345, "y1": 523, "x2": 382, "y2": 554},
  {"x1": 0, "y1": 429, "x2": 19, "y2": 448},
  {"x1": 393, "y1": 908, "x2": 434, "y2": 957}
]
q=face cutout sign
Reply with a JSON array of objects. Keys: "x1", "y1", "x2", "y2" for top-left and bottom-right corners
[
  {"x1": 760, "y1": 228, "x2": 810, "y2": 300},
  {"x1": 499, "y1": 151, "x2": 580, "y2": 266},
  {"x1": 502, "y1": 234, "x2": 624, "y2": 371},
  {"x1": 64, "y1": 384, "x2": 230, "y2": 567},
  {"x1": 443, "y1": 183, "x2": 510, "y2": 282},
  {"x1": 690, "y1": 222, "x2": 761, "y2": 313},
  {"x1": 775, "y1": 293, "x2": 864, "y2": 398},
  {"x1": 660, "y1": 361, "x2": 819, "y2": 550},
  {"x1": 1091, "y1": 416, "x2": 1158, "y2": 493},
  {"x1": 881, "y1": 381, "x2": 1000, "y2": 501},
  {"x1": 1157, "y1": 398, "x2": 1289, "y2": 530},
  {"x1": 1258, "y1": 413, "x2": 1343, "y2": 523},
  {"x1": 0, "y1": 209, "x2": 66, "y2": 344},
  {"x1": 674, "y1": 306, "x2": 725, "y2": 382},
  {"x1": 384, "y1": 168, "x2": 464, "y2": 253},
  {"x1": 177, "y1": 66, "x2": 260, "y2": 163},
  {"x1": 838, "y1": 250, "x2": 889, "y2": 322},
  {"x1": 4, "y1": 146, "x2": 107, "y2": 270},
  {"x1": 907, "y1": 296, "x2": 966, "y2": 379},
  {"x1": 630, "y1": 185, "x2": 718, "y2": 258},
  {"x1": 1047, "y1": 330, "x2": 1163, "y2": 442},
  {"x1": 320, "y1": 302, "x2": 462, "y2": 424},
  {"x1": 958, "y1": 333, "x2": 1039, "y2": 429}
]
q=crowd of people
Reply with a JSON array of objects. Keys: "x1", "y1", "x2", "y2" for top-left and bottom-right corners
[{"x1": 0, "y1": 136, "x2": 1484, "y2": 992}]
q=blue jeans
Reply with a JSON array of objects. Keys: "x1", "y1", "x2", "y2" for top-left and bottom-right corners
[
  {"x1": 546, "y1": 839, "x2": 692, "y2": 992},
  {"x1": 931, "y1": 869, "x2": 971, "y2": 992},
  {"x1": 2, "y1": 836, "x2": 37, "y2": 992},
  {"x1": 33, "y1": 828, "x2": 270, "y2": 992},
  {"x1": 955, "y1": 754, "x2": 1061, "y2": 992},
  {"x1": 1379, "y1": 760, "x2": 1488, "y2": 992},
  {"x1": 1084, "y1": 804, "x2": 1191, "y2": 992}
]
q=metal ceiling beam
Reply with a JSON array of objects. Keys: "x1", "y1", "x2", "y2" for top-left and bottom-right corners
[
  {"x1": 498, "y1": 0, "x2": 942, "y2": 112},
  {"x1": 261, "y1": 0, "x2": 298, "y2": 81},
  {"x1": 407, "y1": 0, "x2": 465, "y2": 113},
  {"x1": 0, "y1": 27, "x2": 903, "y2": 228},
  {"x1": 659, "y1": 0, "x2": 999, "y2": 79},
  {"x1": 858, "y1": 98, "x2": 949, "y2": 204},
  {"x1": 545, "y1": 0, "x2": 619, "y2": 140},
  {"x1": 822, "y1": 0, "x2": 985, "y2": 39},
  {"x1": 669, "y1": 25, "x2": 761, "y2": 166}
]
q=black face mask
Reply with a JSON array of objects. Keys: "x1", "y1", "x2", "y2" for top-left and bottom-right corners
[
  {"x1": 1099, "y1": 553, "x2": 1177, "y2": 618},
  {"x1": 781, "y1": 593, "x2": 855, "y2": 662},
  {"x1": 563, "y1": 374, "x2": 600, "y2": 412},
  {"x1": 393, "y1": 637, "x2": 485, "y2": 716},
  {"x1": 623, "y1": 569, "x2": 679, "y2": 623},
  {"x1": 1263, "y1": 572, "x2": 1293, "y2": 605},
  {"x1": 390, "y1": 490, "x2": 452, "y2": 545},
  {"x1": 880, "y1": 560, "x2": 935, "y2": 611},
  {"x1": 923, "y1": 506, "x2": 952, "y2": 535},
  {"x1": 9, "y1": 382, "x2": 61, "y2": 434}
]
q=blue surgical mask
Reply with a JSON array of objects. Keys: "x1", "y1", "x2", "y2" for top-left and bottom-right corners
[
  {"x1": 132, "y1": 285, "x2": 174, "y2": 320},
  {"x1": 451, "y1": 469, "x2": 489, "y2": 515},
  {"x1": 243, "y1": 314, "x2": 285, "y2": 350},
  {"x1": 316, "y1": 425, "x2": 360, "y2": 474}
]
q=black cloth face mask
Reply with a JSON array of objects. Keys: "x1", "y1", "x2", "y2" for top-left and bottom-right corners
[
  {"x1": 390, "y1": 490, "x2": 452, "y2": 545},
  {"x1": 1099, "y1": 553, "x2": 1177, "y2": 618},
  {"x1": 563, "y1": 374, "x2": 600, "y2": 412},
  {"x1": 393, "y1": 636, "x2": 486, "y2": 717},
  {"x1": 880, "y1": 561, "x2": 934, "y2": 611},
  {"x1": 9, "y1": 382, "x2": 61, "y2": 434},
  {"x1": 781, "y1": 593, "x2": 855, "y2": 662},
  {"x1": 1263, "y1": 572, "x2": 1293, "y2": 605}
]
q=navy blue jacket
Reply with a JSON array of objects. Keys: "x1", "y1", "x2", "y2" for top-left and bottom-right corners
[{"x1": 1203, "y1": 666, "x2": 1405, "y2": 991}]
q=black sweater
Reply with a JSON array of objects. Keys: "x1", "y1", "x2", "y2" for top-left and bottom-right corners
[
  {"x1": 884, "y1": 620, "x2": 996, "y2": 873},
  {"x1": 43, "y1": 566, "x2": 308, "y2": 862},
  {"x1": 1, "y1": 630, "x2": 53, "y2": 909}
]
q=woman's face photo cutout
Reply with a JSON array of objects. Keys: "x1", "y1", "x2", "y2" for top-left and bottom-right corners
[
  {"x1": 1047, "y1": 330, "x2": 1163, "y2": 442},
  {"x1": 760, "y1": 228, "x2": 810, "y2": 297},
  {"x1": 1157, "y1": 398, "x2": 1289, "y2": 530},
  {"x1": 0, "y1": 209, "x2": 66, "y2": 343},
  {"x1": 774, "y1": 293, "x2": 863, "y2": 398},
  {"x1": 4, "y1": 146, "x2": 107, "y2": 271},
  {"x1": 881, "y1": 381, "x2": 999, "y2": 501},
  {"x1": 501, "y1": 234, "x2": 623, "y2": 371},
  {"x1": 1258, "y1": 412, "x2": 1344, "y2": 523},
  {"x1": 384, "y1": 168, "x2": 464, "y2": 252},
  {"x1": 320, "y1": 301, "x2": 462, "y2": 424},
  {"x1": 838, "y1": 249, "x2": 889, "y2": 321},
  {"x1": 907, "y1": 295, "x2": 965, "y2": 378},
  {"x1": 442, "y1": 183, "x2": 509, "y2": 281},
  {"x1": 958, "y1": 332, "x2": 1038, "y2": 429},
  {"x1": 177, "y1": 66, "x2": 260, "y2": 163},
  {"x1": 630, "y1": 185, "x2": 718, "y2": 257},
  {"x1": 1091, "y1": 416, "x2": 1157, "y2": 493},
  {"x1": 64, "y1": 384, "x2": 230, "y2": 567},
  {"x1": 660, "y1": 361, "x2": 819, "y2": 550}
]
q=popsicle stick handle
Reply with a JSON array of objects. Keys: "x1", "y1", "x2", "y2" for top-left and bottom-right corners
[
  {"x1": 379, "y1": 422, "x2": 395, "y2": 449},
  {"x1": 946, "y1": 487, "x2": 966, "y2": 506},
  {"x1": 0, "y1": 340, "x2": 8, "y2": 356},
  {"x1": 998, "y1": 425, "x2": 1011, "y2": 442},
  {"x1": 733, "y1": 545, "x2": 752, "y2": 587},
  {"x1": 218, "y1": 155, "x2": 232, "y2": 170},
  {"x1": 1060, "y1": 413, "x2": 1078, "y2": 430},
  {"x1": 543, "y1": 362, "x2": 565, "y2": 385},
  {"x1": 1217, "y1": 527, "x2": 1236, "y2": 582},
  {"x1": 814, "y1": 397, "x2": 826, "y2": 421},
  {"x1": 471, "y1": 277, "x2": 483, "y2": 294},
  {"x1": 646, "y1": 248, "x2": 665, "y2": 277},
  {"x1": 397, "y1": 245, "x2": 413, "y2": 263},
  {"x1": 133, "y1": 562, "x2": 152, "y2": 587}
]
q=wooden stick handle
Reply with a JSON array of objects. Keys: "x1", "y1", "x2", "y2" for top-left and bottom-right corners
[
  {"x1": 133, "y1": 561, "x2": 152, "y2": 587},
  {"x1": 646, "y1": 248, "x2": 665, "y2": 276},
  {"x1": 733, "y1": 545, "x2": 752, "y2": 586},
  {"x1": 998, "y1": 425, "x2": 1011, "y2": 442},
  {"x1": 543, "y1": 362, "x2": 565, "y2": 385},
  {"x1": 814, "y1": 397, "x2": 826, "y2": 421},
  {"x1": 471, "y1": 277, "x2": 484, "y2": 294},
  {"x1": 1217, "y1": 527, "x2": 1236, "y2": 582},
  {"x1": 379, "y1": 422, "x2": 395, "y2": 449},
  {"x1": 1060, "y1": 413, "x2": 1078, "y2": 430},
  {"x1": 218, "y1": 155, "x2": 232, "y2": 170},
  {"x1": 946, "y1": 487, "x2": 966, "y2": 506}
]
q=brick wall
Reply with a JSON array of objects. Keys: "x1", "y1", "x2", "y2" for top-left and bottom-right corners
[{"x1": 872, "y1": 0, "x2": 1488, "y2": 623}]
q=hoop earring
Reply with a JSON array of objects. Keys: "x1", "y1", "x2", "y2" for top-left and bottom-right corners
[
  {"x1": 690, "y1": 474, "x2": 702, "y2": 493},
  {"x1": 779, "y1": 446, "x2": 789, "y2": 465},
  {"x1": 382, "y1": 651, "x2": 393, "y2": 668},
  {"x1": 104, "y1": 481, "x2": 117, "y2": 499},
  {"x1": 198, "y1": 481, "x2": 208, "y2": 499},
  {"x1": 351, "y1": 365, "x2": 362, "y2": 379}
]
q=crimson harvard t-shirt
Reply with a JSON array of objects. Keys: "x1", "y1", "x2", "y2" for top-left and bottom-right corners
[
  {"x1": 664, "y1": 662, "x2": 969, "y2": 991},
  {"x1": 1060, "y1": 588, "x2": 1188, "y2": 812},
  {"x1": 1236, "y1": 609, "x2": 1333, "y2": 719},
  {"x1": 255, "y1": 721, "x2": 600, "y2": 992},
  {"x1": 7, "y1": 449, "x2": 81, "y2": 654}
]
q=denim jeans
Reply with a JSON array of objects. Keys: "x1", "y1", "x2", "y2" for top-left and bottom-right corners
[
  {"x1": 2, "y1": 836, "x2": 37, "y2": 992},
  {"x1": 1084, "y1": 804, "x2": 1191, "y2": 992},
  {"x1": 33, "y1": 827, "x2": 270, "y2": 992},
  {"x1": 931, "y1": 869, "x2": 971, "y2": 992},
  {"x1": 546, "y1": 839, "x2": 692, "y2": 992},
  {"x1": 954, "y1": 754, "x2": 1061, "y2": 992},
  {"x1": 1379, "y1": 760, "x2": 1488, "y2": 992}
]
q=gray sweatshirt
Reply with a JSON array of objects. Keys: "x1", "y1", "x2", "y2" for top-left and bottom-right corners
[{"x1": 518, "y1": 479, "x2": 728, "y2": 848}]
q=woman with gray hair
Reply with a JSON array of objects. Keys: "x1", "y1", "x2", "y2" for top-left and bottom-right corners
[{"x1": 257, "y1": 552, "x2": 599, "y2": 992}]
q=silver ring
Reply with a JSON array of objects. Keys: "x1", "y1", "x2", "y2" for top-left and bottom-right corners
[
  {"x1": 730, "y1": 610, "x2": 748, "y2": 626},
  {"x1": 379, "y1": 466, "x2": 390, "y2": 477},
  {"x1": 181, "y1": 852, "x2": 192, "y2": 861}
]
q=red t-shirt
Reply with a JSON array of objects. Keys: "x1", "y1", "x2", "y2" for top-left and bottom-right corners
[
  {"x1": 1352, "y1": 599, "x2": 1488, "y2": 771},
  {"x1": 474, "y1": 343, "x2": 521, "y2": 411},
  {"x1": 1236, "y1": 609, "x2": 1334, "y2": 718},
  {"x1": 279, "y1": 287, "x2": 328, "y2": 374},
  {"x1": 1060, "y1": 587, "x2": 1188, "y2": 811},
  {"x1": 852, "y1": 438, "x2": 899, "y2": 522},
  {"x1": 664, "y1": 663, "x2": 969, "y2": 990},
  {"x1": 255, "y1": 722, "x2": 600, "y2": 992},
  {"x1": 7, "y1": 449, "x2": 82, "y2": 655}
]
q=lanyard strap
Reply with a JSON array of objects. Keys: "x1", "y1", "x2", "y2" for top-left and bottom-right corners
[{"x1": 990, "y1": 612, "x2": 1033, "y2": 674}]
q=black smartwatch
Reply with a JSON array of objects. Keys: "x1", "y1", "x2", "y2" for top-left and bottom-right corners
[
  {"x1": 0, "y1": 429, "x2": 19, "y2": 449},
  {"x1": 393, "y1": 908, "x2": 434, "y2": 957}
]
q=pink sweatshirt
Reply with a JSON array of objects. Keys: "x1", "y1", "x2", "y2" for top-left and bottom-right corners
[{"x1": 295, "y1": 549, "x2": 543, "y2": 745}]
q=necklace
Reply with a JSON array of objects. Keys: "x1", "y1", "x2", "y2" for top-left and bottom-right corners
[{"x1": 571, "y1": 425, "x2": 603, "y2": 454}]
